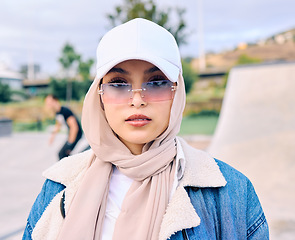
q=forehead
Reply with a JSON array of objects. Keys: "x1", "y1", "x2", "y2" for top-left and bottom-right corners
[
  {"x1": 114, "y1": 59, "x2": 154, "y2": 67},
  {"x1": 106, "y1": 60, "x2": 163, "y2": 75}
]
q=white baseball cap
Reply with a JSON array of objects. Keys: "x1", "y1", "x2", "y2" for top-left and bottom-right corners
[{"x1": 96, "y1": 18, "x2": 181, "y2": 82}]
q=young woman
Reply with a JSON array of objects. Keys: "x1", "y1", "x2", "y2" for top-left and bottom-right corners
[{"x1": 23, "y1": 18, "x2": 269, "y2": 240}]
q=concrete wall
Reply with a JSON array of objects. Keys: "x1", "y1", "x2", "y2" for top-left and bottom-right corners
[{"x1": 207, "y1": 61, "x2": 295, "y2": 238}]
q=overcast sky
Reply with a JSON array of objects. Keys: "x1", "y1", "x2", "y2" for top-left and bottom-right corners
[{"x1": 0, "y1": 0, "x2": 294, "y2": 75}]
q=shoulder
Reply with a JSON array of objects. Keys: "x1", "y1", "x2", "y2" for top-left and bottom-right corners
[
  {"x1": 177, "y1": 137, "x2": 268, "y2": 234},
  {"x1": 57, "y1": 106, "x2": 73, "y2": 118},
  {"x1": 31, "y1": 150, "x2": 94, "y2": 219},
  {"x1": 176, "y1": 137, "x2": 227, "y2": 188},
  {"x1": 177, "y1": 136, "x2": 251, "y2": 189},
  {"x1": 215, "y1": 159, "x2": 249, "y2": 186},
  {"x1": 43, "y1": 149, "x2": 94, "y2": 186},
  {"x1": 62, "y1": 106, "x2": 73, "y2": 115},
  {"x1": 23, "y1": 151, "x2": 94, "y2": 239},
  {"x1": 34, "y1": 179, "x2": 65, "y2": 213},
  {"x1": 185, "y1": 155, "x2": 269, "y2": 238},
  {"x1": 24, "y1": 179, "x2": 65, "y2": 237},
  {"x1": 213, "y1": 159, "x2": 263, "y2": 209}
]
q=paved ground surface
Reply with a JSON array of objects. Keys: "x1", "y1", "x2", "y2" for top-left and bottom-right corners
[
  {"x1": 0, "y1": 132, "x2": 293, "y2": 239},
  {"x1": 0, "y1": 132, "x2": 90, "y2": 240}
]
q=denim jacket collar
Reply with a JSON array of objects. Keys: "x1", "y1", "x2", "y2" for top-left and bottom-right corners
[
  {"x1": 159, "y1": 137, "x2": 227, "y2": 240},
  {"x1": 43, "y1": 137, "x2": 227, "y2": 240}
]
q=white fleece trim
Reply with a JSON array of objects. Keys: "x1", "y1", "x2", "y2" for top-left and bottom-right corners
[
  {"x1": 32, "y1": 150, "x2": 95, "y2": 239},
  {"x1": 44, "y1": 149, "x2": 97, "y2": 215},
  {"x1": 159, "y1": 186, "x2": 200, "y2": 240},
  {"x1": 43, "y1": 149, "x2": 94, "y2": 186},
  {"x1": 177, "y1": 137, "x2": 227, "y2": 188},
  {"x1": 32, "y1": 190, "x2": 65, "y2": 240}
]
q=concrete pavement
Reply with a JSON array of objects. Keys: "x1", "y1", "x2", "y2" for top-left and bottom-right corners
[{"x1": 0, "y1": 132, "x2": 89, "y2": 239}]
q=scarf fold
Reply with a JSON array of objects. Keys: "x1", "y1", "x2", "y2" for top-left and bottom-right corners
[{"x1": 57, "y1": 74, "x2": 186, "y2": 240}]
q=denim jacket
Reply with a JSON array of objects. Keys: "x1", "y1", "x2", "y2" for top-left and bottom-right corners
[{"x1": 23, "y1": 137, "x2": 269, "y2": 240}]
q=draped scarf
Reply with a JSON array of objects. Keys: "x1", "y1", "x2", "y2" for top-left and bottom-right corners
[{"x1": 57, "y1": 72, "x2": 186, "y2": 240}]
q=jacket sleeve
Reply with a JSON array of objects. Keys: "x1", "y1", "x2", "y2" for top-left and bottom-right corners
[
  {"x1": 22, "y1": 179, "x2": 65, "y2": 240},
  {"x1": 246, "y1": 179, "x2": 269, "y2": 239}
]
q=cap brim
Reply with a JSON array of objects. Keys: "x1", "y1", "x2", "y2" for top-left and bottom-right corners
[{"x1": 96, "y1": 52, "x2": 180, "y2": 82}]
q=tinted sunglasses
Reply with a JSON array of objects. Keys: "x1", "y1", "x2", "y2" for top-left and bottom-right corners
[{"x1": 98, "y1": 80, "x2": 177, "y2": 104}]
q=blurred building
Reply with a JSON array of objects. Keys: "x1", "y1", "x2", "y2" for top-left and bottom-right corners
[
  {"x1": 20, "y1": 64, "x2": 50, "y2": 96},
  {"x1": 0, "y1": 63, "x2": 23, "y2": 90}
]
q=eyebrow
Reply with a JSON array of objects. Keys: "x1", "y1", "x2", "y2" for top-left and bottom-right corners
[
  {"x1": 107, "y1": 67, "x2": 130, "y2": 75},
  {"x1": 144, "y1": 66, "x2": 161, "y2": 74},
  {"x1": 106, "y1": 66, "x2": 161, "y2": 75}
]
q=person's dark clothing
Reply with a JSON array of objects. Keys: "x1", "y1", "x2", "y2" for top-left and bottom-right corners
[{"x1": 56, "y1": 106, "x2": 83, "y2": 160}]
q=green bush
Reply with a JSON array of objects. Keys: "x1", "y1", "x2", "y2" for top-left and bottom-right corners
[
  {"x1": 187, "y1": 109, "x2": 220, "y2": 117},
  {"x1": 11, "y1": 89, "x2": 30, "y2": 101},
  {"x1": 182, "y1": 59, "x2": 198, "y2": 93},
  {"x1": 13, "y1": 122, "x2": 42, "y2": 132},
  {"x1": 0, "y1": 82, "x2": 11, "y2": 102},
  {"x1": 13, "y1": 118, "x2": 56, "y2": 132},
  {"x1": 179, "y1": 115, "x2": 219, "y2": 135},
  {"x1": 237, "y1": 54, "x2": 262, "y2": 65}
]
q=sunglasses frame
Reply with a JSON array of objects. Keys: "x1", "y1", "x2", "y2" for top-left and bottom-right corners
[{"x1": 98, "y1": 80, "x2": 177, "y2": 104}]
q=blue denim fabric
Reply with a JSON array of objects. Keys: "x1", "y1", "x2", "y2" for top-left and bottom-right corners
[
  {"x1": 22, "y1": 160, "x2": 269, "y2": 240},
  {"x1": 169, "y1": 160, "x2": 269, "y2": 239},
  {"x1": 22, "y1": 179, "x2": 65, "y2": 240}
]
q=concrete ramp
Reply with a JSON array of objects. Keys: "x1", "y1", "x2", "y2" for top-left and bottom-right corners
[{"x1": 207, "y1": 61, "x2": 295, "y2": 239}]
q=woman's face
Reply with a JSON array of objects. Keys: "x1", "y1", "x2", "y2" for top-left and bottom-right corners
[{"x1": 101, "y1": 60, "x2": 175, "y2": 155}]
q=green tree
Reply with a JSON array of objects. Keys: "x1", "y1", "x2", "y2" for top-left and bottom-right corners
[
  {"x1": 49, "y1": 78, "x2": 67, "y2": 100},
  {"x1": 182, "y1": 59, "x2": 198, "y2": 93},
  {"x1": 59, "y1": 43, "x2": 81, "y2": 70},
  {"x1": 78, "y1": 58, "x2": 94, "y2": 81},
  {"x1": 58, "y1": 43, "x2": 81, "y2": 102},
  {"x1": 107, "y1": 0, "x2": 187, "y2": 46},
  {"x1": 0, "y1": 82, "x2": 11, "y2": 102},
  {"x1": 49, "y1": 78, "x2": 92, "y2": 101}
]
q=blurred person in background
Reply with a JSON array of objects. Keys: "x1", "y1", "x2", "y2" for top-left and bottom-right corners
[
  {"x1": 45, "y1": 94, "x2": 83, "y2": 160},
  {"x1": 23, "y1": 19, "x2": 269, "y2": 240}
]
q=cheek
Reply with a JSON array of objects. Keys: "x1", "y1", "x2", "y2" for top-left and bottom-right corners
[
  {"x1": 103, "y1": 105, "x2": 120, "y2": 130},
  {"x1": 155, "y1": 101, "x2": 173, "y2": 132}
]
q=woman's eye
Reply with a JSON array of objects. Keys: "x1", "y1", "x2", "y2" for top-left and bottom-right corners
[
  {"x1": 108, "y1": 78, "x2": 127, "y2": 84},
  {"x1": 146, "y1": 80, "x2": 171, "y2": 87},
  {"x1": 109, "y1": 83, "x2": 129, "y2": 89},
  {"x1": 149, "y1": 75, "x2": 166, "y2": 81}
]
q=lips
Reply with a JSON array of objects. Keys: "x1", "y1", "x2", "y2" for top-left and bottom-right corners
[{"x1": 126, "y1": 114, "x2": 151, "y2": 127}]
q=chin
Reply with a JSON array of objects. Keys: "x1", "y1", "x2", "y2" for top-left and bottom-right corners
[{"x1": 121, "y1": 135, "x2": 153, "y2": 145}]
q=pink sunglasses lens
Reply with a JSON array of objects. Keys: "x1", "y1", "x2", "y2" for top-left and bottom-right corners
[
  {"x1": 100, "y1": 84, "x2": 131, "y2": 104},
  {"x1": 143, "y1": 81, "x2": 174, "y2": 102}
]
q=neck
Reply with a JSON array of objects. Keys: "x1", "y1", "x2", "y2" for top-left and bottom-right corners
[
  {"x1": 55, "y1": 103, "x2": 61, "y2": 112},
  {"x1": 119, "y1": 137, "x2": 144, "y2": 155},
  {"x1": 130, "y1": 146, "x2": 143, "y2": 155}
]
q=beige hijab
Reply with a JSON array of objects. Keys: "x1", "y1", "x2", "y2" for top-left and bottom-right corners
[{"x1": 57, "y1": 70, "x2": 186, "y2": 239}]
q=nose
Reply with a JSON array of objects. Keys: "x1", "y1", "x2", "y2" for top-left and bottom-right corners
[{"x1": 129, "y1": 89, "x2": 147, "y2": 107}]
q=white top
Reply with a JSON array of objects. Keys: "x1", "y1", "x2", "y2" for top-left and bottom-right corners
[{"x1": 101, "y1": 139, "x2": 186, "y2": 239}]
